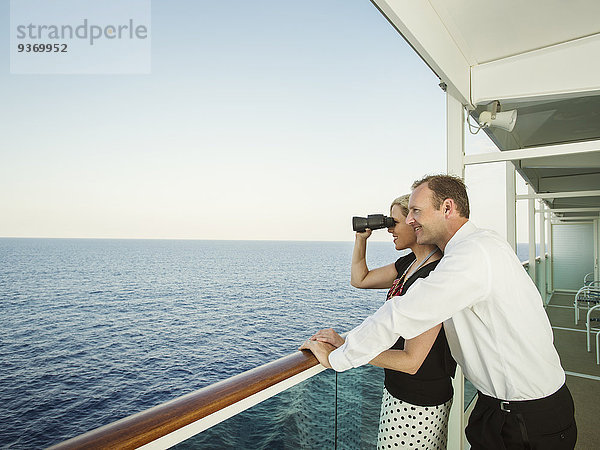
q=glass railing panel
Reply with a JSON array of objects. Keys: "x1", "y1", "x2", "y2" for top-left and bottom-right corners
[
  {"x1": 336, "y1": 364, "x2": 384, "y2": 449},
  {"x1": 174, "y1": 369, "x2": 336, "y2": 449},
  {"x1": 464, "y1": 378, "x2": 477, "y2": 410},
  {"x1": 535, "y1": 259, "x2": 542, "y2": 292}
]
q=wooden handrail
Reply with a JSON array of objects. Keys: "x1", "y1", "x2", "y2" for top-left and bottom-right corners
[{"x1": 50, "y1": 350, "x2": 320, "y2": 449}]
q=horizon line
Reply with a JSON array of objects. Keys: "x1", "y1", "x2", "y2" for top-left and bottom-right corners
[{"x1": 0, "y1": 235, "x2": 536, "y2": 245}]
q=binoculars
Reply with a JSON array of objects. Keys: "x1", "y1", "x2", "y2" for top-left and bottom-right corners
[{"x1": 352, "y1": 214, "x2": 395, "y2": 233}]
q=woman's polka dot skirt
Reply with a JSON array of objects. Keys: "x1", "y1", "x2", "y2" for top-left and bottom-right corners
[{"x1": 377, "y1": 388, "x2": 452, "y2": 449}]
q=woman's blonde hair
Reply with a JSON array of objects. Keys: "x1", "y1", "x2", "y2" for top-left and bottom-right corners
[{"x1": 390, "y1": 194, "x2": 410, "y2": 218}]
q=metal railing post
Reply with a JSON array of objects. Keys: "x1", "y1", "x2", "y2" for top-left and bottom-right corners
[
  {"x1": 528, "y1": 186, "x2": 537, "y2": 283},
  {"x1": 506, "y1": 163, "x2": 517, "y2": 252},
  {"x1": 547, "y1": 209, "x2": 553, "y2": 294},
  {"x1": 539, "y1": 203, "x2": 547, "y2": 302},
  {"x1": 445, "y1": 90, "x2": 465, "y2": 450}
]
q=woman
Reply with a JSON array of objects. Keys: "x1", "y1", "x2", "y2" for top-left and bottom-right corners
[{"x1": 308, "y1": 194, "x2": 456, "y2": 450}]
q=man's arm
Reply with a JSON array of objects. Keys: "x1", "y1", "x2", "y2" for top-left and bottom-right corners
[
  {"x1": 369, "y1": 324, "x2": 441, "y2": 374},
  {"x1": 313, "y1": 325, "x2": 442, "y2": 375},
  {"x1": 329, "y1": 243, "x2": 489, "y2": 371}
]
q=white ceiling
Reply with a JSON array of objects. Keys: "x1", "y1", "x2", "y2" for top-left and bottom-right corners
[{"x1": 428, "y1": 0, "x2": 600, "y2": 64}]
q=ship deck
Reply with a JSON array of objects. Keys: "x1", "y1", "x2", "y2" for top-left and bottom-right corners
[{"x1": 546, "y1": 292, "x2": 600, "y2": 449}]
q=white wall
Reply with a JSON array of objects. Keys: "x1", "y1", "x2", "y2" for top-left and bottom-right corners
[{"x1": 552, "y1": 222, "x2": 595, "y2": 291}]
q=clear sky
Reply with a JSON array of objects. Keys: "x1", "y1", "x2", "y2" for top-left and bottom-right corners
[{"x1": 1, "y1": 0, "x2": 528, "y2": 242}]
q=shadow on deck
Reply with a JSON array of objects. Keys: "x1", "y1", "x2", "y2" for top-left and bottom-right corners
[{"x1": 546, "y1": 292, "x2": 600, "y2": 450}]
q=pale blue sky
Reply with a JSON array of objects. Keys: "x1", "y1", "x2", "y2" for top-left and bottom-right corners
[{"x1": 1, "y1": 0, "x2": 524, "y2": 241}]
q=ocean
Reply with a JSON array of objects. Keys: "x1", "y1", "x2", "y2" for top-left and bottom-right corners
[
  {"x1": 0, "y1": 238, "x2": 531, "y2": 448},
  {"x1": 0, "y1": 238, "x2": 397, "y2": 448}
]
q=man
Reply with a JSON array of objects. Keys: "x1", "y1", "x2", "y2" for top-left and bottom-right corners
[{"x1": 301, "y1": 174, "x2": 576, "y2": 449}]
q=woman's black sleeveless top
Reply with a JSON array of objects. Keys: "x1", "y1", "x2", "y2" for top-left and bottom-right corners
[{"x1": 384, "y1": 252, "x2": 457, "y2": 406}]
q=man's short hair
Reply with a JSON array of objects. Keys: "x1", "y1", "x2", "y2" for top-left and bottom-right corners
[{"x1": 411, "y1": 174, "x2": 470, "y2": 219}]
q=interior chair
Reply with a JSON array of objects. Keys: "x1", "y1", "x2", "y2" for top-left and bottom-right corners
[
  {"x1": 596, "y1": 328, "x2": 600, "y2": 365},
  {"x1": 586, "y1": 304, "x2": 600, "y2": 353},
  {"x1": 574, "y1": 276, "x2": 600, "y2": 324},
  {"x1": 584, "y1": 272, "x2": 596, "y2": 285}
]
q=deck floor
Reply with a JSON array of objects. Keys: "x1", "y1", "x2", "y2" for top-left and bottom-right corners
[{"x1": 545, "y1": 292, "x2": 600, "y2": 450}]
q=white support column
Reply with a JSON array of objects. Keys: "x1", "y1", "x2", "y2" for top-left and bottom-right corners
[
  {"x1": 528, "y1": 186, "x2": 537, "y2": 282},
  {"x1": 539, "y1": 204, "x2": 547, "y2": 303},
  {"x1": 547, "y1": 209, "x2": 553, "y2": 294},
  {"x1": 445, "y1": 90, "x2": 465, "y2": 450},
  {"x1": 446, "y1": 90, "x2": 465, "y2": 178},
  {"x1": 506, "y1": 163, "x2": 517, "y2": 251}
]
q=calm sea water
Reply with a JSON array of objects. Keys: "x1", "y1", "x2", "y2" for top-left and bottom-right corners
[
  {"x1": 0, "y1": 238, "x2": 399, "y2": 449},
  {"x1": 0, "y1": 238, "x2": 530, "y2": 448}
]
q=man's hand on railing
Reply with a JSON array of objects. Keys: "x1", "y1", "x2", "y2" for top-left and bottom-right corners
[
  {"x1": 299, "y1": 339, "x2": 336, "y2": 369},
  {"x1": 299, "y1": 328, "x2": 346, "y2": 369},
  {"x1": 310, "y1": 328, "x2": 346, "y2": 348}
]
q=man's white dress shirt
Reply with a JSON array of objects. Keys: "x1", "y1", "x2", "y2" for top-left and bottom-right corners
[{"x1": 329, "y1": 221, "x2": 565, "y2": 401}]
